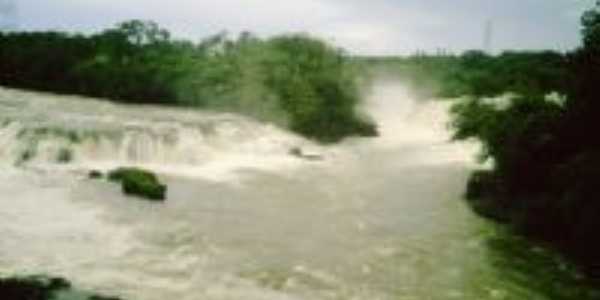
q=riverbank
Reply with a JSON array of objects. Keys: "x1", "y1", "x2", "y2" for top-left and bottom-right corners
[{"x1": 448, "y1": 4, "x2": 600, "y2": 278}]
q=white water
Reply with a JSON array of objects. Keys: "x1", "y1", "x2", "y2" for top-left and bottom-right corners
[
  {"x1": 0, "y1": 84, "x2": 591, "y2": 300},
  {"x1": 0, "y1": 87, "x2": 326, "y2": 181}
]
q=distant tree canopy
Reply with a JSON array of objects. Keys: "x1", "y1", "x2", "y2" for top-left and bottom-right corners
[
  {"x1": 582, "y1": 5, "x2": 600, "y2": 52},
  {"x1": 450, "y1": 3, "x2": 600, "y2": 275},
  {"x1": 0, "y1": 20, "x2": 182, "y2": 102},
  {"x1": 0, "y1": 21, "x2": 376, "y2": 143},
  {"x1": 358, "y1": 49, "x2": 568, "y2": 99}
]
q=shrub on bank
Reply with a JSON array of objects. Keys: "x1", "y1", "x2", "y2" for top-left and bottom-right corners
[{"x1": 0, "y1": 276, "x2": 68, "y2": 300}]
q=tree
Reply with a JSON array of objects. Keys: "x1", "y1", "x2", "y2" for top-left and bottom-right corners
[{"x1": 582, "y1": 2, "x2": 600, "y2": 52}]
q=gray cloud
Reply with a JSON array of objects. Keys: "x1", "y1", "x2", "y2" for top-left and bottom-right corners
[{"x1": 10, "y1": 0, "x2": 597, "y2": 55}]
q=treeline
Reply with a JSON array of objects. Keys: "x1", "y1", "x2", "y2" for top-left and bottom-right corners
[
  {"x1": 0, "y1": 21, "x2": 376, "y2": 143},
  {"x1": 450, "y1": 4, "x2": 600, "y2": 275},
  {"x1": 359, "y1": 49, "x2": 568, "y2": 99}
]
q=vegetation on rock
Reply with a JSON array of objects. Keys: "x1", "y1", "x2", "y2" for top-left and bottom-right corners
[{"x1": 108, "y1": 167, "x2": 167, "y2": 201}]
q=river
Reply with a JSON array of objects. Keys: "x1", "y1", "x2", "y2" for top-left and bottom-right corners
[{"x1": 0, "y1": 81, "x2": 597, "y2": 299}]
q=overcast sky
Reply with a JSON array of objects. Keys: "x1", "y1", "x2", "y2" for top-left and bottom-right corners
[{"x1": 2, "y1": 0, "x2": 596, "y2": 55}]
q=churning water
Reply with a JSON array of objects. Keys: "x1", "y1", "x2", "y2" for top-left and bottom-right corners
[{"x1": 0, "y1": 83, "x2": 597, "y2": 300}]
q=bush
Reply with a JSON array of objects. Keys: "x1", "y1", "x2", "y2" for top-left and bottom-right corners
[
  {"x1": 0, "y1": 276, "x2": 68, "y2": 300},
  {"x1": 260, "y1": 35, "x2": 378, "y2": 142},
  {"x1": 108, "y1": 167, "x2": 167, "y2": 201},
  {"x1": 0, "y1": 276, "x2": 124, "y2": 300}
]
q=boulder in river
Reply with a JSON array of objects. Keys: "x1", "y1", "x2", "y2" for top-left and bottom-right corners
[
  {"x1": 289, "y1": 147, "x2": 323, "y2": 161},
  {"x1": 108, "y1": 167, "x2": 167, "y2": 201},
  {"x1": 88, "y1": 170, "x2": 104, "y2": 179}
]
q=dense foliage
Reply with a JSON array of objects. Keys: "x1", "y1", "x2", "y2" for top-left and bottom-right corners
[
  {"x1": 0, "y1": 276, "x2": 69, "y2": 300},
  {"x1": 0, "y1": 275, "x2": 123, "y2": 300},
  {"x1": 0, "y1": 21, "x2": 376, "y2": 143},
  {"x1": 451, "y1": 3, "x2": 600, "y2": 275}
]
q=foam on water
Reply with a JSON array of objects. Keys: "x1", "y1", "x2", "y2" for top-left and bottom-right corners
[{"x1": 341, "y1": 79, "x2": 479, "y2": 168}]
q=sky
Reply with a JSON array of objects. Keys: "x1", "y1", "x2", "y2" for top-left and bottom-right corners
[{"x1": 1, "y1": 0, "x2": 596, "y2": 55}]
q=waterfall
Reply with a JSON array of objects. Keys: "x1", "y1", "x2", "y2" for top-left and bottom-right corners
[{"x1": 0, "y1": 87, "x2": 319, "y2": 180}]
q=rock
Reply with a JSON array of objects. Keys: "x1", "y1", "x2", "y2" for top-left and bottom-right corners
[
  {"x1": 108, "y1": 167, "x2": 167, "y2": 201},
  {"x1": 289, "y1": 147, "x2": 323, "y2": 161},
  {"x1": 88, "y1": 170, "x2": 104, "y2": 179}
]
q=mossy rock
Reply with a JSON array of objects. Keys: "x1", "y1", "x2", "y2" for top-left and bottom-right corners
[{"x1": 108, "y1": 167, "x2": 167, "y2": 201}]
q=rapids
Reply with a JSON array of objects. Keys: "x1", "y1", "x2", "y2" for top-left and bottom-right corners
[{"x1": 0, "y1": 83, "x2": 597, "y2": 300}]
